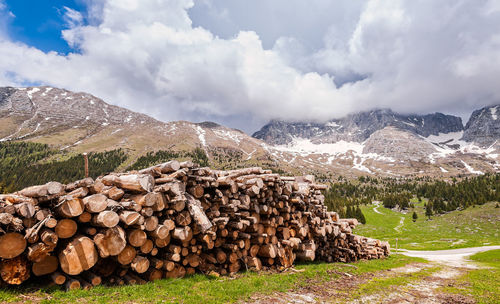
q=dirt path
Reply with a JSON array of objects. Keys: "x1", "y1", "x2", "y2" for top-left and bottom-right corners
[
  {"x1": 401, "y1": 246, "x2": 500, "y2": 268},
  {"x1": 394, "y1": 216, "x2": 405, "y2": 233},
  {"x1": 245, "y1": 247, "x2": 499, "y2": 303},
  {"x1": 372, "y1": 201, "x2": 383, "y2": 214}
]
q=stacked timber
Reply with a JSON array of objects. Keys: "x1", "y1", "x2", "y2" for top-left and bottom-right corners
[{"x1": 0, "y1": 161, "x2": 389, "y2": 289}]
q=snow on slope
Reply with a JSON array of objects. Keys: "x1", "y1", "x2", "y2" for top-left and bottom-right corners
[
  {"x1": 460, "y1": 160, "x2": 484, "y2": 175},
  {"x1": 271, "y1": 137, "x2": 395, "y2": 173}
]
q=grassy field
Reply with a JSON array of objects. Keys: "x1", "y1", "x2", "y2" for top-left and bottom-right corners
[
  {"x1": 0, "y1": 255, "x2": 425, "y2": 304},
  {"x1": 354, "y1": 200, "x2": 500, "y2": 250},
  {"x1": 442, "y1": 249, "x2": 500, "y2": 304}
]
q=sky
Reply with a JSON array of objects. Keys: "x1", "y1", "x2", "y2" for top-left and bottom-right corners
[{"x1": 0, "y1": 0, "x2": 499, "y2": 133}]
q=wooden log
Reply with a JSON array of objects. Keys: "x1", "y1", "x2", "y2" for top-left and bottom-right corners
[
  {"x1": 45, "y1": 218, "x2": 58, "y2": 229},
  {"x1": 28, "y1": 242, "x2": 54, "y2": 262},
  {"x1": 144, "y1": 216, "x2": 159, "y2": 232},
  {"x1": 81, "y1": 271, "x2": 102, "y2": 286},
  {"x1": 117, "y1": 245, "x2": 137, "y2": 265},
  {"x1": 59, "y1": 235, "x2": 98, "y2": 275},
  {"x1": 0, "y1": 232, "x2": 27, "y2": 259},
  {"x1": 163, "y1": 219, "x2": 176, "y2": 231},
  {"x1": 51, "y1": 271, "x2": 66, "y2": 285},
  {"x1": 0, "y1": 256, "x2": 30, "y2": 285},
  {"x1": 55, "y1": 219, "x2": 77, "y2": 239},
  {"x1": 0, "y1": 212, "x2": 13, "y2": 225},
  {"x1": 142, "y1": 267, "x2": 163, "y2": 281},
  {"x1": 40, "y1": 229, "x2": 58, "y2": 247},
  {"x1": 101, "y1": 174, "x2": 154, "y2": 193},
  {"x1": 103, "y1": 187, "x2": 125, "y2": 201},
  {"x1": 187, "y1": 185, "x2": 204, "y2": 199},
  {"x1": 128, "y1": 229, "x2": 147, "y2": 247},
  {"x1": 17, "y1": 181, "x2": 64, "y2": 198},
  {"x1": 32, "y1": 255, "x2": 59, "y2": 276},
  {"x1": 57, "y1": 196, "x2": 85, "y2": 218},
  {"x1": 67, "y1": 186, "x2": 89, "y2": 198},
  {"x1": 176, "y1": 210, "x2": 192, "y2": 226},
  {"x1": 140, "y1": 239, "x2": 153, "y2": 254},
  {"x1": 78, "y1": 212, "x2": 92, "y2": 223},
  {"x1": 128, "y1": 193, "x2": 158, "y2": 207},
  {"x1": 14, "y1": 201, "x2": 36, "y2": 218},
  {"x1": 151, "y1": 225, "x2": 170, "y2": 240},
  {"x1": 258, "y1": 244, "x2": 277, "y2": 258},
  {"x1": 83, "y1": 194, "x2": 108, "y2": 213},
  {"x1": 119, "y1": 211, "x2": 142, "y2": 226},
  {"x1": 296, "y1": 249, "x2": 315, "y2": 262},
  {"x1": 172, "y1": 226, "x2": 193, "y2": 242},
  {"x1": 65, "y1": 277, "x2": 81, "y2": 290},
  {"x1": 92, "y1": 210, "x2": 119, "y2": 228},
  {"x1": 139, "y1": 160, "x2": 180, "y2": 176},
  {"x1": 165, "y1": 265, "x2": 186, "y2": 279},
  {"x1": 131, "y1": 256, "x2": 150, "y2": 274},
  {"x1": 93, "y1": 226, "x2": 127, "y2": 257},
  {"x1": 65, "y1": 177, "x2": 94, "y2": 192},
  {"x1": 185, "y1": 194, "x2": 212, "y2": 233}
]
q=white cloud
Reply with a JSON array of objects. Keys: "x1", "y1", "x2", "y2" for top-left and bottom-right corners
[{"x1": 0, "y1": 0, "x2": 499, "y2": 133}]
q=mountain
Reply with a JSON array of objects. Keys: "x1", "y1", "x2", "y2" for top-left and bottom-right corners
[
  {"x1": 252, "y1": 109, "x2": 464, "y2": 145},
  {"x1": 462, "y1": 104, "x2": 500, "y2": 147},
  {"x1": 0, "y1": 86, "x2": 498, "y2": 181},
  {"x1": 0, "y1": 86, "x2": 274, "y2": 171},
  {"x1": 253, "y1": 108, "x2": 500, "y2": 177}
]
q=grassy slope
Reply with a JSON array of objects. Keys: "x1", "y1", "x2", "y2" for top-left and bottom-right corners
[
  {"x1": 354, "y1": 200, "x2": 500, "y2": 250},
  {"x1": 0, "y1": 255, "x2": 424, "y2": 304},
  {"x1": 442, "y1": 249, "x2": 500, "y2": 304}
]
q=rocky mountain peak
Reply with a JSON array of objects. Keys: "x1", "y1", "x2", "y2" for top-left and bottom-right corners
[
  {"x1": 253, "y1": 109, "x2": 464, "y2": 145},
  {"x1": 462, "y1": 104, "x2": 500, "y2": 146}
]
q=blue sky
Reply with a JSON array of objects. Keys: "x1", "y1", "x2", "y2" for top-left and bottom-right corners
[{"x1": 3, "y1": 0, "x2": 86, "y2": 54}]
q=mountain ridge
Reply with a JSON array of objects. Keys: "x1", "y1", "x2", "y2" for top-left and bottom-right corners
[{"x1": 0, "y1": 85, "x2": 499, "y2": 178}]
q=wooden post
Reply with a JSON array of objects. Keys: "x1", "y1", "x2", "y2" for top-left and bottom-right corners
[{"x1": 83, "y1": 153, "x2": 89, "y2": 178}]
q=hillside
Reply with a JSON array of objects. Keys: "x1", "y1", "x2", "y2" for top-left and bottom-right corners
[
  {"x1": 354, "y1": 201, "x2": 500, "y2": 250},
  {"x1": 0, "y1": 86, "x2": 499, "y2": 188}
]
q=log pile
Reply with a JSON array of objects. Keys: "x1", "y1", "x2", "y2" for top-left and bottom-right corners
[{"x1": 0, "y1": 161, "x2": 389, "y2": 288}]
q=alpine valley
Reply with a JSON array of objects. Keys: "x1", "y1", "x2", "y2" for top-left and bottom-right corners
[{"x1": 1, "y1": 86, "x2": 499, "y2": 189}]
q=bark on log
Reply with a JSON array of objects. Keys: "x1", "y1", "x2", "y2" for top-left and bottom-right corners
[
  {"x1": 17, "y1": 182, "x2": 64, "y2": 198},
  {"x1": 101, "y1": 174, "x2": 154, "y2": 193},
  {"x1": 185, "y1": 194, "x2": 212, "y2": 233}
]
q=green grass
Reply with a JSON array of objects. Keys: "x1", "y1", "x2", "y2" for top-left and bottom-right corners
[
  {"x1": 0, "y1": 255, "x2": 424, "y2": 304},
  {"x1": 441, "y1": 249, "x2": 500, "y2": 304},
  {"x1": 354, "y1": 201, "x2": 500, "y2": 250}
]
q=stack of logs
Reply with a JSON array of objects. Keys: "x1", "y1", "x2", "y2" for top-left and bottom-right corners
[{"x1": 0, "y1": 161, "x2": 389, "y2": 289}]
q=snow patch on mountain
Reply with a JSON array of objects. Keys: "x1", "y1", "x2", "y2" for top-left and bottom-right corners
[
  {"x1": 491, "y1": 106, "x2": 498, "y2": 120},
  {"x1": 213, "y1": 129, "x2": 241, "y2": 144},
  {"x1": 195, "y1": 125, "x2": 206, "y2": 147},
  {"x1": 460, "y1": 160, "x2": 484, "y2": 175},
  {"x1": 26, "y1": 88, "x2": 40, "y2": 99}
]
